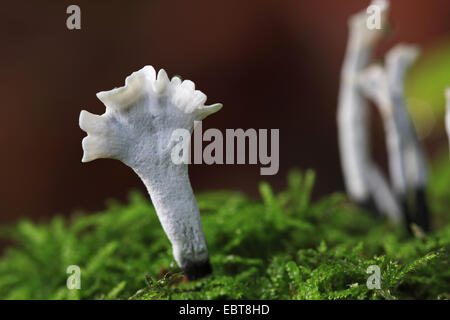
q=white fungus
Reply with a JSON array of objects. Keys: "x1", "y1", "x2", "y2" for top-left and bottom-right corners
[
  {"x1": 359, "y1": 44, "x2": 430, "y2": 229},
  {"x1": 385, "y1": 45, "x2": 428, "y2": 197},
  {"x1": 79, "y1": 66, "x2": 222, "y2": 280},
  {"x1": 337, "y1": 0, "x2": 400, "y2": 217}
]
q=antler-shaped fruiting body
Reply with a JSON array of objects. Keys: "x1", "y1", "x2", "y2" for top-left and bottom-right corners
[
  {"x1": 359, "y1": 44, "x2": 430, "y2": 231},
  {"x1": 386, "y1": 45, "x2": 429, "y2": 231},
  {"x1": 79, "y1": 66, "x2": 222, "y2": 280},
  {"x1": 446, "y1": 88, "x2": 450, "y2": 158},
  {"x1": 358, "y1": 64, "x2": 406, "y2": 224},
  {"x1": 337, "y1": 0, "x2": 394, "y2": 212}
]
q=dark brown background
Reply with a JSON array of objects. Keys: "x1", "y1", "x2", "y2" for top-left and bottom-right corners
[{"x1": 1, "y1": 0, "x2": 449, "y2": 224}]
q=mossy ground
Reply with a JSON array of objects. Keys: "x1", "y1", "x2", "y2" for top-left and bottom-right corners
[{"x1": 0, "y1": 159, "x2": 449, "y2": 300}]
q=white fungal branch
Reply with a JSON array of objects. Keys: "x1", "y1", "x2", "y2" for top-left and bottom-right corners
[
  {"x1": 385, "y1": 45, "x2": 428, "y2": 192},
  {"x1": 359, "y1": 44, "x2": 429, "y2": 226},
  {"x1": 359, "y1": 65, "x2": 406, "y2": 221},
  {"x1": 79, "y1": 66, "x2": 222, "y2": 279},
  {"x1": 365, "y1": 164, "x2": 402, "y2": 222},
  {"x1": 359, "y1": 64, "x2": 408, "y2": 200},
  {"x1": 357, "y1": 65, "x2": 403, "y2": 223},
  {"x1": 359, "y1": 45, "x2": 427, "y2": 195},
  {"x1": 337, "y1": 0, "x2": 390, "y2": 203}
]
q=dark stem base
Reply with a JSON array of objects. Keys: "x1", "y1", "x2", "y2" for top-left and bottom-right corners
[
  {"x1": 414, "y1": 187, "x2": 430, "y2": 233},
  {"x1": 183, "y1": 259, "x2": 213, "y2": 281},
  {"x1": 399, "y1": 196, "x2": 413, "y2": 235}
]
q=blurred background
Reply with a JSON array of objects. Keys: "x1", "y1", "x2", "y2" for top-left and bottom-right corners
[{"x1": 1, "y1": 0, "x2": 449, "y2": 225}]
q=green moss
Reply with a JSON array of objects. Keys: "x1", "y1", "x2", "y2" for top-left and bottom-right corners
[{"x1": 0, "y1": 165, "x2": 449, "y2": 300}]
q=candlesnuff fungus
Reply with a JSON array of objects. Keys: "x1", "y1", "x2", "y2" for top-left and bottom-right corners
[
  {"x1": 386, "y1": 45, "x2": 429, "y2": 231},
  {"x1": 79, "y1": 66, "x2": 222, "y2": 280},
  {"x1": 337, "y1": 0, "x2": 399, "y2": 216},
  {"x1": 359, "y1": 44, "x2": 430, "y2": 231}
]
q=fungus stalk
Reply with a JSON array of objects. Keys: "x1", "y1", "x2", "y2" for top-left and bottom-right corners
[
  {"x1": 79, "y1": 66, "x2": 222, "y2": 280},
  {"x1": 337, "y1": 0, "x2": 398, "y2": 216},
  {"x1": 359, "y1": 64, "x2": 407, "y2": 224},
  {"x1": 386, "y1": 45, "x2": 429, "y2": 231},
  {"x1": 359, "y1": 44, "x2": 430, "y2": 230}
]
